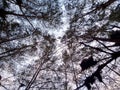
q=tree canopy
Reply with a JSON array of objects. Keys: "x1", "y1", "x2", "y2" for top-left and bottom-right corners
[{"x1": 0, "y1": 0, "x2": 120, "y2": 90}]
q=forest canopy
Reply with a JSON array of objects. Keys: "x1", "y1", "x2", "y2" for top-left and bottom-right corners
[{"x1": 0, "y1": 0, "x2": 120, "y2": 90}]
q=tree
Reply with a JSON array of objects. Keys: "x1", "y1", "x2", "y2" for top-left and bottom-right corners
[
  {"x1": 61, "y1": 0, "x2": 120, "y2": 90},
  {"x1": 0, "y1": 0, "x2": 120, "y2": 90}
]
